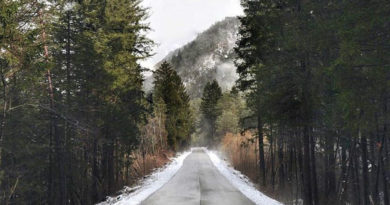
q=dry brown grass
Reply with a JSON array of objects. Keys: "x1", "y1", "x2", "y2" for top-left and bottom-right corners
[
  {"x1": 220, "y1": 132, "x2": 260, "y2": 182},
  {"x1": 128, "y1": 149, "x2": 175, "y2": 184},
  {"x1": 219, "y1": 132, "x2": 278, "y2": 198}
]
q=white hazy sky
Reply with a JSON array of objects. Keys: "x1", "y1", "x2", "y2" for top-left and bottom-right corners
[{"x1": 140, "y1": 0, "x2": 243, "y2": 69}]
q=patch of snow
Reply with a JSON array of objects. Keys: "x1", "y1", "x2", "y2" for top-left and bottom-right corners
[
  {"x1": 205, "y1": 149, "x2": 283, "y2": 205},
  {"x1": 98, "y1": 151, "x2": 192, "y2": 205},
  {"x1": 215, "y1": 62, "x2": 239, "y2": 90},
  {"x1": 202, "y1": 54, "x2": 218, "y2": 70}
]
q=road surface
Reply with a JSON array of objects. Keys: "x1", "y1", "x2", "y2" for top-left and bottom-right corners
[{"x1": 141, "y1": 149, "x2": 254, "y2": 205}]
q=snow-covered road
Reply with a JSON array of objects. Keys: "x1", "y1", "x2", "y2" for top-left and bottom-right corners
[{"x1": 100, "y1": 148, "x2": 282, "y2": 205}]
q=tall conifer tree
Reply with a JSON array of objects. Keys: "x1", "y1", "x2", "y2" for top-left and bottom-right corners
[
  {"x1": 200, "y1": 80, "x2": 222, "y2": 145},
  {"x1": 153, "y1": 62, "x2": 192, "y2": 150}
]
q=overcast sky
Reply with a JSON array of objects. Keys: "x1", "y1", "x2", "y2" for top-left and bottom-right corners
[{"x1": 140, "y1": 0, "x2": 243, "y2": 69}]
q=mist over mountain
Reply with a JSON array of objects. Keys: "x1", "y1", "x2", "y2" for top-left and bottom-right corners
[{"x1": 145, "y1": 17, "x2": 240, "y2": 98}]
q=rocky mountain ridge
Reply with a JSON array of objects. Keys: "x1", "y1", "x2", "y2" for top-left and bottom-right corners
[{"x1": 145, "y1": 17, "x2": 240, "y2": 98}]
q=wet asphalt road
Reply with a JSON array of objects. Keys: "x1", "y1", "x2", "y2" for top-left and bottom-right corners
[{"x1": 141, "y1": 149, "x2": 254, "y2": 205}]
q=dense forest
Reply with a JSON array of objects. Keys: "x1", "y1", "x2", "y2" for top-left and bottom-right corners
[
  {"x1": 234, "y1": 0, "x2": 390, "y2": 205},
  {"x1": 1, "y1": 0, "x2": 389, "y2": 205},
  {"x1": 0, "y1": 0, "x2": 191, "y2": 204}
]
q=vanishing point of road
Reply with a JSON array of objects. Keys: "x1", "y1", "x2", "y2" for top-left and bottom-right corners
[{"x1": 141, "y1": 149, "x2": 254, "y2": 205}]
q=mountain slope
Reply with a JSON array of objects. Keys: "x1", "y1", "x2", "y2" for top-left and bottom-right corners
[{"x1": 146, "y1": 17, "x2": 240, "y2": 98}]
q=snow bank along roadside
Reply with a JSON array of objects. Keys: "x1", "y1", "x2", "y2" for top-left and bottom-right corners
[
  {"x1": 97, "y1": 150, "x2": 192, "y2": 205},
  {"x1": 205, "y1": 149, "x2": 283, "y2": 205}
]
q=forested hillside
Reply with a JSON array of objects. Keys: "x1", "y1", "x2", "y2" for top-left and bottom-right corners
[{"x1": 145, "y1": 17, "x2": 240, "y2": 98}]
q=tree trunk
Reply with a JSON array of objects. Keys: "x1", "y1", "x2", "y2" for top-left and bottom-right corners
[
  {"x1": 278, "y1": 138, "x2": 284, "y2": 191},
  {"x1": 381, "y1": 147, "x2": 389, "y2": 205},
  {"x1": 303, "y1": 125, "x2": 313, "y2": 205},
  {"x1": 297, "y1": 129, "x2": 306, "y2": 204},
  {"x1": 325, "y1": 132, "x2": 336, "y2": 202},
  {"x1": 310, "y1": 131, "x2": 319, "y2": 205},
  {"x1": 337, "y1": 138, "x2": 349, "y2": 203},
  {"x1": 257, "y1": 109, "x2": 266, "y2": 187},
  {"x1": 39, "y1": 9, "x2": 62, "y2": 204},
  {"x1": 372, "y1": 119, "x2": 380, "y2": 205},
  {"x1": 0, "y1": 69, "x2": 7, "y2": 171},
  {"x1": 270, "y1": 124, "x2": 275, "y2": 190},
  {"x1": 351, "y1": 137, "x2": 361, "y2": 205},
  {"x1": 301, "y1": 55, "x2": 313, "y2": 205},
  {"x1": 278, "y1": 129, "x2": 285, "y2": 191},
  {"x1": 63, "y1": 10, "x2": 72, "y2": 204},
  {"x1": 381, "y1": 95, "x2": 389, "y2": 205},
  {"x1": 92, "y1": 137, "x2": 99, "y2": 203},
  {"x1": 108, "y1": 141, "x2": 115, "y2": 194},
  {"x1": 360, "y1": 128, "x2": 370, "y2": 205}
]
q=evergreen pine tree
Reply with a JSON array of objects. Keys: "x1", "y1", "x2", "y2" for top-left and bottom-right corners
[
  {"x1": 200, "y1": 80, "x2": 222, "y2": 145},
  {"x1": 153, "y1": 62, "x2": 192, "y2": 150}
]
